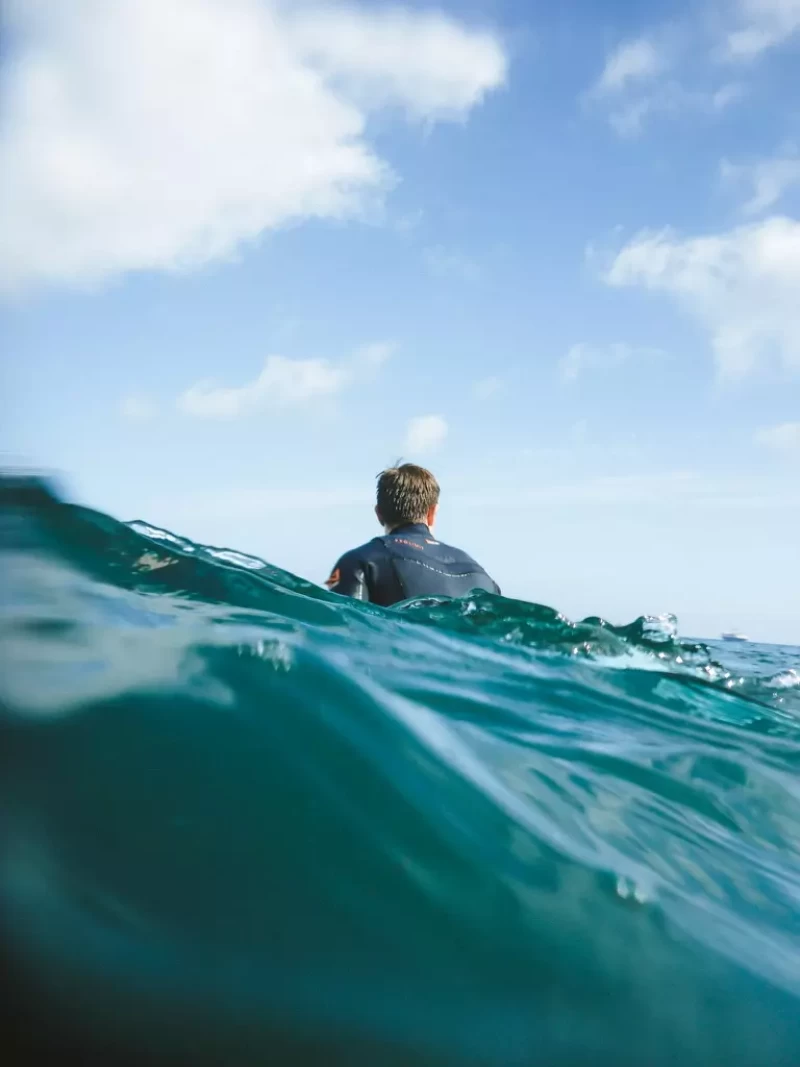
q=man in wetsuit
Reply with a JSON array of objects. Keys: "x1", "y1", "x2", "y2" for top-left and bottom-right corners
[{"x1": 325, "y1": 463, "x2": 500, "y2": 606}]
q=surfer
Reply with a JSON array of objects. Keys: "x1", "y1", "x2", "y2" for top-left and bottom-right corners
[{"x1": 325, "y1": 463, "x2": 500, "y2": 606}]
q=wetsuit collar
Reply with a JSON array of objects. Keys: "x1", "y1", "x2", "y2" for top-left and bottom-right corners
[{"x1": 388, "y1": 522, "x2": 430, "y2": 536}]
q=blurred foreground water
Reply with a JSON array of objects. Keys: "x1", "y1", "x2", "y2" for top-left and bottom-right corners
[{"x1": 2, "y1": 475, "x2": 800, "y2": 1066}]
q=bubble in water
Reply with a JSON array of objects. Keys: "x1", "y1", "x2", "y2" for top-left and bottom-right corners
[{"x1": 616, "y1": 876, "x2": 651, "y2": 905}]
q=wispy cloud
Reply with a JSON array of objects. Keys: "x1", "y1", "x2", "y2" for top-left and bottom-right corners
[
  {"x1": 355, "y1": 341, "x2": 395, "y2": 370},
  {"x1": 724, "y1": 0, "x2": 800, "y2": 60},
  {"x1": 602, "y1": 79, "x2": 744, "y2": 139},
  {"x1": 602, "y1": 217, "x2": 800, "y2": 379},
  {"x1": 177, "y1": 342, "x2": 392, "y2": 419},
  {"x1": 722, "y1": 150, "x2": 800, "y2": 214},
  {"x1": 584, "y1": 14, "x2": 756, "y2": 137},
  {"x1": 594, "y1": 38, "x2": 666, "y2": 95},
  {"x1": 585, "y1": 36, "x2": 673, "y2": 137},
  {"x1": 393, "y1": 208, "x2": 424, "y2": 234},
  {"x1": 424, "y1": 245, "x2": 481, "y2": 282},
  {"x1": 755, "y1": 422, "x2": 800, "y2": 452},
  {"x1": 606, "y1": 99, "x2": 653, "y2": 139},
  {"x1": 404, "y1": 415, "x2": 448, "y2": 455},
  {"x1": 121, "y1": 393, "x2": 158, "y2": 421},
  {"x1": 711, "y1": 83, "x2": 748, "y2": 111},
  {"x1": 0, "y1": 0, "x2": 507, "y2": 293},
  {"x1": 560, "y1": 343, "x2": 664, "y2": 383}
]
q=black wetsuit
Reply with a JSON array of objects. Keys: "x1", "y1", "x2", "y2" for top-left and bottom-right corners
[{"x1": 325, "y1": 523, "x2": 500, "y2": 606}]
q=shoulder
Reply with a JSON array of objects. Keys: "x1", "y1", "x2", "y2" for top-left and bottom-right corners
[
  {"x1": 432, "y1": 538, "x2": 480, "y2": 564},
  {"x1": 435, "y1": 539, "x2": 497, "y2": 584},
  {"x1": 332, "y1": 538, "x2": 385, "y2": 569}
]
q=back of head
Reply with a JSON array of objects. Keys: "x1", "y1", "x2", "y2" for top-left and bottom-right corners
[{"x1": 376, "y1": 463, "x2": 440, "y2": 530}]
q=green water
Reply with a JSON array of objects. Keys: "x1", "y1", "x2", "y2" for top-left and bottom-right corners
[{"x1": 1, "y1": 476, "x2": 799, "y2": 1066}]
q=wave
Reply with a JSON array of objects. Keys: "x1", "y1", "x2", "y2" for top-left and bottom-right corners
[{"x1": 1, "y1": 474, "x2": 800, "y2": 1066}]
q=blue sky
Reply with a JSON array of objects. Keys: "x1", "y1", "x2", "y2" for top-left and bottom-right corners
[{"x1": 2, "y1": 0, "x2": 799, "y2": 643}]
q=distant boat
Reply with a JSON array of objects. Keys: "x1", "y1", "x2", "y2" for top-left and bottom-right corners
[{"x1": 721, "y1": 631, "x2": 749, "y2": 643}]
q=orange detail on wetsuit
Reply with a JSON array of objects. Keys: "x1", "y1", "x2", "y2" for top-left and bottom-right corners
[{"x1": 325, "y1": 568, "x2": 341, "y2": 587}]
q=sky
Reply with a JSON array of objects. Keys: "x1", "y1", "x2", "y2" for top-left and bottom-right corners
[{"x1": 2, "y1": 0, "x2": 799, "y2": 644}]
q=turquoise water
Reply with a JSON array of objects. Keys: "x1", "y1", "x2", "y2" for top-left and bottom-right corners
[{"x1": 2, "y1": 475, "x2": 800, "y2": 1066}]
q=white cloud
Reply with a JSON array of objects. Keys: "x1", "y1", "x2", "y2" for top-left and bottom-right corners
[
  {"x1": 473, "y1": 376, "x2": 503, "y2": 400},
  {"x1": 121, "y1": 393, "x2": 158, "y2": 421},
  {"x1": 722, "y1": 152, "x2": 800, "y2": 214},
  {"x1": 286, "y1": 6, "x2": 507, "y2": 120},
  {"x1": 594, "y1": 38, "x2": 666, "y2": 95},
  {"x1": 179, "y1": 357, "x2": 344, "y2": 418},
  {"x1": 424, "y1": 245, "x2": 481, "y2": 282},
  {"x1": 755, "y1": 422, "x2": 800, "y2": 451},
  {"x1": 725, "y1": 0, "x2": 800, "y2": 59},
  {"x1": 602, "y1": 216, "x2": 800, "y2": 379},
  {"x1": 177, "y1": 341, "x2": 392, "y2": 418},
  {"x1": 0, "y1": 0, "x2": 507, "y2": 293},
  {"x1": 404, "y1": 415, "x2": 448, "y2": 455},
  {"x1": 559, "y1": 343, "x2": 663, "y2": 383}
]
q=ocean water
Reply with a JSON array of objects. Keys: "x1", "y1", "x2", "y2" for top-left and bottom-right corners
[{"x1": 2, "y1": 475, "x2": 800, "y2": 1067}]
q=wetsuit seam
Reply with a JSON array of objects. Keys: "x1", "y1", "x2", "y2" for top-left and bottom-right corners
[{"x1": 396, "y1": 558, "x2": 485, "y2": 579}]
